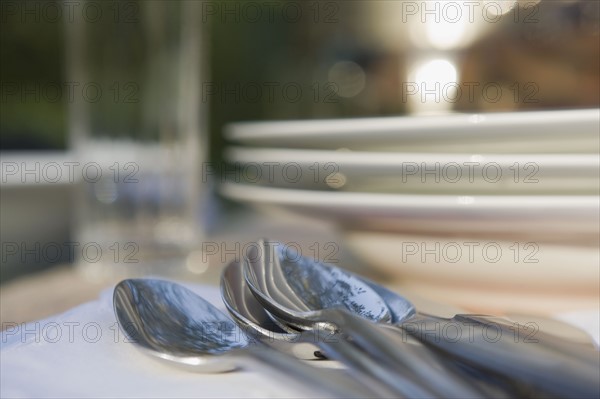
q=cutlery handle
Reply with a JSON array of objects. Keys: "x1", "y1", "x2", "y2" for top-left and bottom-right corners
[
  {"x1": 321, "y1": 310, "x2": 488, "y2": 398},
  {"x1": 238, "y1": 344, "x2": 380, "y2": 398},
  {"x1": 309, "y1": 329, "x2": 438, "y2": 398},
  {"x1": 402, "y1": 313, "x2": 600, "y2": 399}
]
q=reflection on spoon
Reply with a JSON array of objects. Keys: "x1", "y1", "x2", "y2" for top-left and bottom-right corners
[{"x1": 113, "y1": 278, "x2": 369, "y2": 398}]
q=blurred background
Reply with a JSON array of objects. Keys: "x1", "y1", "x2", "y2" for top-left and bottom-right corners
[{"x1": 1, "y1": 0, "x2": 599, "y2": 323}]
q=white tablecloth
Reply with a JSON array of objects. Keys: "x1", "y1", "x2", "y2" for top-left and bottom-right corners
[
  {"x1": 1, "y1": 282, "x2": 598, "y2": 398},
  {"x1": 1, "y1": 283, "x2": 310, "y2": 398}
]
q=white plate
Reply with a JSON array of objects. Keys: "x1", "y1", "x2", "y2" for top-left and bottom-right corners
[
  {"x1": 225, "y1": 147, "x2": 599, "y2": 194},
  {"x1": 225, "y1": 109, "x2": 600, "y2": 153},
  {"x1": 345, "y1": 231, "x2": 599, "y2": 288},
  {"x1": 220, "y1": 183, "x2": 600, "y2": 243}
]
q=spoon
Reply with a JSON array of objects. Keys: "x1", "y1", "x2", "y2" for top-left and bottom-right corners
[
  {"x1": 243, "y1": 240, "x2": 489, "y2": 398},
  {"x1": 113, "y1": 278, "x2": 373, "y2": 398},
  {"x1": 221, "y1": 260, "x2": 433, "y2": 398},
  {"x1": 247, "y1": 240, "x2": 600, "y2": 399},
  {"x1": 220, "y1": 260, "x2": 321, "y2": 360}
]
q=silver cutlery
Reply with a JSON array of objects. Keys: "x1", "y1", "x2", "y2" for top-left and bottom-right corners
[
  {"x1": 112, "y1": 278, "x2": 377, "y2": 398},
  {"x1": 246, "y1": 239, "x2": 600, "y2": 399},
  {"x1": 243, "y1": 240, "x2": 488, "y2": 398},
  {"x1": 221, "y1": 259, "x2": 428, "y2": 398}
]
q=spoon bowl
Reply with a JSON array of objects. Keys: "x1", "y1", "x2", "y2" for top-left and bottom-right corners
[
  {"x1": 113, "y1": 278, "x2": 376, "y2": 399},
  {"x1": 114, "y1": 278, "x2": 245, "y2": 372},
  {"x1": 243, "y1": 240, "x2": 391, "y2": 331},
  {"x1": 220, "y1": 260, "x2": 321, "y2": 360}
]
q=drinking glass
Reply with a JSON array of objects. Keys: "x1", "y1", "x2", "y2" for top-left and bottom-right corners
[{"x1": 65, "y1": 0, "x2": 206, "y2": 281}]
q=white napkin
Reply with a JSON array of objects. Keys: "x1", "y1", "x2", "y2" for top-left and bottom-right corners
[{"x1": 0, "y1": 283, "x2": 307, "y2": 399}]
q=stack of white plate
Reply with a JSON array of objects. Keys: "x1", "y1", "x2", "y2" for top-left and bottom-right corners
[{"x1": 221, "y1": 109, "x2": 600, "y2": 313}]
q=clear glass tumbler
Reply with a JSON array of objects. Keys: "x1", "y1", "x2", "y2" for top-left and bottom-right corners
[{"x1": 65, "y1": 0, "x2": 206, "y2": 281}]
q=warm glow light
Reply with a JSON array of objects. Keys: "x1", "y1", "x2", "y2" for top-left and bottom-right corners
[
  {"x1": 405, "y1": 1, "x2": 501, "y2": 50},
  {"x1": 425, "y1": 17, "x2": 470, "y2": 50},
  {"x1": 414, "y1": 59, "x2": 457, "y2": 87},
  {"x1": 407, "y1": 58, "x2": 459, "y2": 113}
]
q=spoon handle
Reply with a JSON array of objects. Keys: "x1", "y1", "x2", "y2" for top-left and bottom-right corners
[
  {"x1": 308, "y1": 329, "x2": 439, "y2": 398},
  {"x1": 319, "y1": 309, "x2": 487, "y2": 398},
  {"x1": 235, "y1": 344, "x2": 382, "y2": 398},
  {"x1": 402, "y1": 313, "x2": 600, "y2": 399}
]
